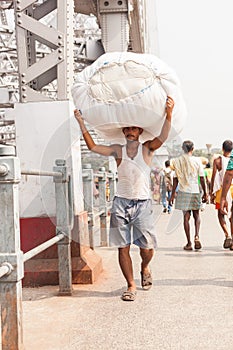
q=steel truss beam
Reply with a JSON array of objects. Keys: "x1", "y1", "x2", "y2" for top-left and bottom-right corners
[{"x1": 14, "y1": 0, "x2": 74, "y2": 102}]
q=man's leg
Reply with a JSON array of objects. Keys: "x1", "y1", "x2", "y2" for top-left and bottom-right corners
[
  {"x1": 218, "y1": 208, "x2": 232, "y2": 248},
  {"x1": 140, "y1": 248, "x2": 154, "y2": 290},
  {"x1": 140, "y1": 248, "x2": 154, "y2": 275},
  {"x1": 183, "y1": 210, "x2": 191, "y2": 246},
  {"x1": 192, "y1": 210, "x2": 202, "y2": 249},
  {"x1": 161, "y1": 188, "x2": 167, "y2": 212},
  {"x1": 167, "y1": 190, "x2": 172, "y2": 213},
  {"x1": 118, "y1": 246, "x2": 136, "y2": 292},
  {"x1": 217, "y1": 210, "x2": 230, "y2": 238},
  {"x1": 230, "y1": 203, "x2": 233, "y2": 250},
  {"x1": 192, "y1": 210, "x2": 201, "y2": 238}
]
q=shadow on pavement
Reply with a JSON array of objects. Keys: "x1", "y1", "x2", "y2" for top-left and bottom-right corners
[{"x1": 154, "y1": 278, "x2": 233, "y2": 288}]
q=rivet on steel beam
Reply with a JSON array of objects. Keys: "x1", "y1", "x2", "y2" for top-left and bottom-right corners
[
  {"x1": 58, "y1": 42, "x2": 62, "y2": 46},
  {"x1": 58, "y1": 56, "x2": 63, "y2": 60},
  {"x1": 17, "y1": 20, "x2": 22, "y2": 24},
  {"x1": 21, "y1": 73, "x2": 25, "y2": 77},
  {"x1": 22, "y1": 87, "x2": 26, "y2": 91},
  {"x1": 55, "y1": 159, "x2": 66, "y2": 166},
  {"x1": 0, "y1": 164, "x2": 9, "y2": 177},
  {"x1": 58, "y1": 35, "x2": 62, "y2": 39},
  {"x1": 21, "y1": 80, "x2": 26, "y2": 84},
  {"x1": 22, "y1": 94, "x2": 27, "y2": 98},
  {"x1": 1, "y1": 262, "x2": 14, "y2": 275}
]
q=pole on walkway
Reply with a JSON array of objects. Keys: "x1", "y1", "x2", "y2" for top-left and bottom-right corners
[
  {"x1": 98, "y1": 167, "x2": 108, "y2": 247},
  {"x1": 108, "y1": 171, "x2": 117, "y2": 202},
  {"x1": 53, "y1": 159, "x2": 72, "y2": 296},
  {"x1": 0, "y1": 145, "x2": 24, "y2": 350},
  {"x1": 82, "y1": 164, "x2": 94, "y2": 249}
]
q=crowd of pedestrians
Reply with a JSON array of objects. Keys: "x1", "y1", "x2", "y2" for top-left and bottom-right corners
[{"x1": 153, "y1": 139, "x2": 233, "y2": 252}]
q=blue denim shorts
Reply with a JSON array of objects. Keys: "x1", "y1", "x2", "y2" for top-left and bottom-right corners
[{"x1": 109, "y1": 197, "x2": 157, "y2": 249}]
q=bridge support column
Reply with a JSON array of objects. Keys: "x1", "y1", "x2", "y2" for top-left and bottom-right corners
[{"x1": 0, "y1": 145, "x2": 24, "y2": 350}]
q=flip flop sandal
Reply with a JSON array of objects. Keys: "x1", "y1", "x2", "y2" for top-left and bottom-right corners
[
  {"x1": 194, "y1": 238, "x2": 202, "y2": 250},
  {"x1": 223, "y1": 237, "x2": 232, "y2": 249},
  {"x1": 140, "y1": 271, "x2": 153, "y2": 290},
  {"x1": 183, "y1": 244, "x2": 193, "y2": 251},
  {"x1": 121, "y1": 290, "x2": 137, "y2": 301}
]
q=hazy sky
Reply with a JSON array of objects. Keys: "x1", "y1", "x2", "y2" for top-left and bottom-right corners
[{"x1": 156, "y1": 0, "x2": 233, "y2": 149}]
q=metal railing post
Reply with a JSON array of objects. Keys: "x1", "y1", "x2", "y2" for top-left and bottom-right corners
[
  {"x1": 0, "y1": 145, "x2": 24, "y2": 350},
  {"x1": 53, "y1": 159, "x2": 72, "y2": 296},
  {"x1": 108, "y1": 170, "x2": 117, "y2": 202},
  {"x1": 98, "y1": 167, "x2": 108, "y2": 247},
  {"x1": 82, "y1": 164, "x2": 94, "y2": 249}
]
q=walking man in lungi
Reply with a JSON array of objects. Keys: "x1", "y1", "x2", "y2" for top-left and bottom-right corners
[
  {"x1": 170, "y1": 140, "x2": 207, "y2": 250},
  {"x1": 74, "y1": 97, "x2": 174, "y2": 301}
]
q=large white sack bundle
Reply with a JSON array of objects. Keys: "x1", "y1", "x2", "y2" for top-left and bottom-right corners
[{"x1": 72, "y1": 52, "x2": 186, "y2": 142}]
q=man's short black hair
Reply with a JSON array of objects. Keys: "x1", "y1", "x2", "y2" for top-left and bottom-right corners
[
  {"x1": 182, "y1": 140, "x2": 194, "y2": 153},
  {"x1": 222, "y1": 140, "x2": 233, "y2": 153},
  {"x1": 165, "y1": 160, "x2": 170, "y2": 167}
]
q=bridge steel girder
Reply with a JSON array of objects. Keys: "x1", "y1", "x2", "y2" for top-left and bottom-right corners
[
  {"x1": 74, "y1": 0, "x2": 144, "y2": 53},
  {"x1": 14, "y1": 0, "x2": 74, "y2": 102},
  {"x1": 97, "y1": 0, "x2": 129, "y2": 52}
]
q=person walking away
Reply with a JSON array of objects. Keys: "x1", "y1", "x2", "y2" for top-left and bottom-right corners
[
  {"x1": 210, "y1": 141, "x2": 233, "y2": 248},
  {"x1": 211, "y1": 140, "x2": 233, "y2": 249},
  {"x1": 74, "y1": 97, "x2": 175, "y2": 301},
  {"x1": 170, "y1": 140, "x2": 207, "y2": 251},
  {"x1": 220, "y1": 150, "x2": 233, "y2": 246},
  {"x1": 160, "y1": 160, "x2": 173, "y2": 213}
]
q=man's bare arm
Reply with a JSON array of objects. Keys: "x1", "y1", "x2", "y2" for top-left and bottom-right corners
[
  {"x1": 210, "y1": 158, "x2": 218, "y2": 202},
  {"x1": 169, "y1": 176, "x2": 178, "y2": 205},
  {"x1": 144, "y1": 96, "x2": 174, "y2": 152},
  {"x1": 74, "y1": 109, "x2": 118, "y2": 157},
  {"x1": 221, "y1": 170, "x2": 233, "y2": 199},
  {"x1": 199, "y1": 176, "x2": 208, "y2": 202},
  {"x1": 220, "y1": 169, "x2": 233, "y2": 214}
]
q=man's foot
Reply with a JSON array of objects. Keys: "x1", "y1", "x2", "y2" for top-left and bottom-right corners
[
  {"x1": 140, "y1": 271, "x2": 153, "y2": 290},
  {"x1": 163, "y1": 208, "x2": 167, "y2": 213},
  {"x1": 194, "y1": 237, "x2": 202, "y2": 250},
  {"x1": 183, "y1": 243, "x2": 192, "y2": 251},
  {"x1": 223, "y1": 237, "x2": 232, "y2": 249},
  {"x1": 121, "y1": 289, "x2": 137, "y2": 301}
]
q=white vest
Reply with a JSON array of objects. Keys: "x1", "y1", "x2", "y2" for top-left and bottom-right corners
[{"x1": 116, "y1": 144, "x2": 151, "y2": 200}]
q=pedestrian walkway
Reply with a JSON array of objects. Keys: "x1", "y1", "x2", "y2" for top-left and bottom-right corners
[{"x1": 23, "y1": 204, "x2": 233, "y2": 350}]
